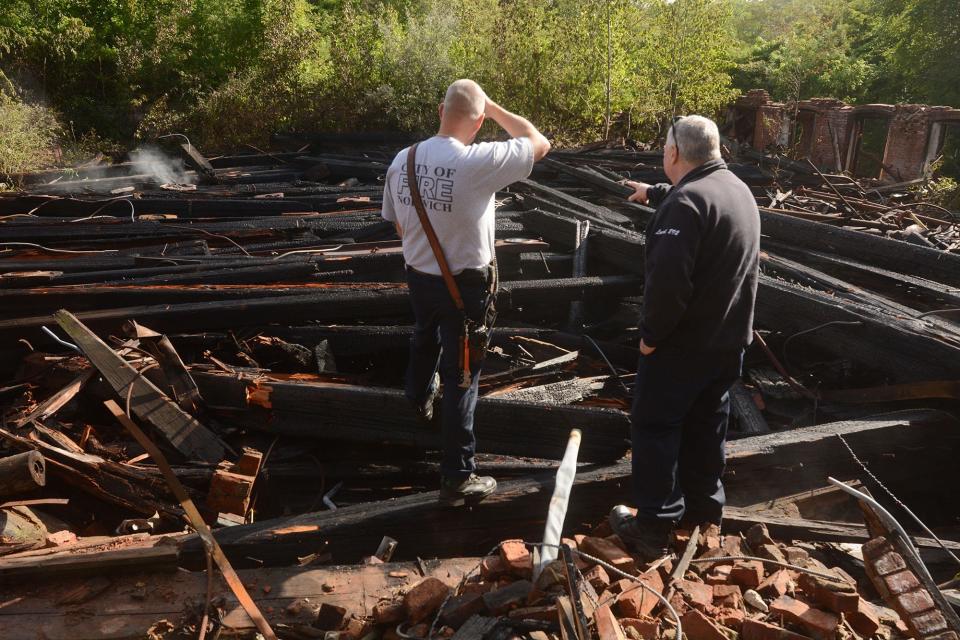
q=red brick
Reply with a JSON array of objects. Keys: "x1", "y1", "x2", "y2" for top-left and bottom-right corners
[
  {"x1": 581, "y1": 536, "x2": 636, "y2": 575},
  {"x1": 758, "y1": 569, "x2": 792, "y2": 598},
  {"x1": 596, "y1": 604, "x2": 627, "y2": 640},
  {"x1": 439, "y1": 592, "x2": 486, "y2": 629},
  {"x1": 873, "y1": 550, "x2": 907, "y2": 577},
  {"x1": 705, "y1": 565, "x2": 733, "y2": 586},
  {"x1": 681, "y1": 608, "x2": 729, "y2": 640},
  {"x1": 620, "y1": 617, "x2": 659, "y2": 640},
  {"x1": 499, "y1": 539, "x2": 532, "y2": 577},
  {"x1": 861, "y1": 537, "x2": 892, "y2": 559},
  {"x1": 675, "y1": 579, "x2": 714, "y2": 610},
  {"x1": 847, "y1": 599, "x2": 881, "y2": 637},
  {"x1": 372, "y1": 601, "x2": 405, "y2": 625},
  {"x1": 584, "y1": 564, "x2": 611, "y2": 591},
  {"x1": 561, "y1": 537, "x2": 578, "y2": 549},
  {"x1": 784, "y1": 547, "x2": 809, "y2": 566},
  {"x1": 797, "y1": 574, "x2": 858, "y2": 614},
  {"x1": 715, "y1": 607, "x2": 745, "y2": 631},
  {"x1": 722, "y1": 536, "x2": 742, "y2": 557},
  {"x1": 770, "y1": 596, "x2": 840, "y2": 640},
  {"x1": 606, "y1": 534, "x2": 629, "y2": 552},
  {"x1": 614, "y1": 571, "x2": 664, "y2": 618},
  {"x1": 912, "y1": 609, "x2": 949, "y2": 636},
  {"x1": 746, "y1": 523, "x2": 775, "y2": 548},
  {"x1": 479, "y1": 555, "x2": 508, "y2": 580},
  {"x1": 757, "y1": 544, "x2": 787, "y2": 564},
  {"x1": 713, "y1": 584, "x2": 743, "y2": 609},
  {"x1": 741, "y1": 618, "x2": 813, "y2": 640},
  {"x1": 341, "y1": 616, "x2": 373, "y2": 640},
  {"x1": 883, "y1": 569, "x2": 921, "y2": 596},
  {"x1": 896, "y1": 588, "x2": 936, "y2": 615},
  {"x1": 403, "y1": 577, "x2": 451, "y2": 623},
  {"x1": 730, "y1": 561, "x2": 765, "y2": 589}
]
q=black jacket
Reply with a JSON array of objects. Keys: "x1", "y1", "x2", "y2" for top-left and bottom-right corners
[{"x1": 641, "y1": 159, "x2": 760, "y2": 356}]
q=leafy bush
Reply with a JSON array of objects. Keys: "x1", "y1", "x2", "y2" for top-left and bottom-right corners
[{"x1": 0, "y1": 90, "x2": 62, "y2": 178}]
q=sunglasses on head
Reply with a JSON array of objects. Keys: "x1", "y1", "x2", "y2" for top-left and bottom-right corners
[{"x1": 670, "y1": 115, "x2": 685, "y2": 157}]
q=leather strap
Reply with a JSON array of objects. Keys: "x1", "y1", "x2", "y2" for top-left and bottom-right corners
[{"x1": 406, "y1": 143, "x2": 466, "y2": 313}]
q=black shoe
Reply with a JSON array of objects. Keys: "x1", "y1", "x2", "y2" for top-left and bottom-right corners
[
  {"x1": 412, "y1": 373, "x2": 440, "y2": 423},
  {"x1": 439, "y1": 474, "x2": 497, "y2": 507},
  {"x1": 608, "y1": 505, "x2": 672, "y2": 561}
]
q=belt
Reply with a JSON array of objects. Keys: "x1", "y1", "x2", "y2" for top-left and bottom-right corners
[{"x1": 406, "y1": 264, "x2": 492, "y2": 281}]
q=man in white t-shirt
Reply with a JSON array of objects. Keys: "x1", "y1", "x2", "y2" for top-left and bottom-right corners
[{"x1": 382, "y1": 79, "x2": 550, "y2": 506}]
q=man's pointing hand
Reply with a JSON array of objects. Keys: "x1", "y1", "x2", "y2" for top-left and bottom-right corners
[{"x1": 623, "y1": 180, "x2": 651, "y2": 204}]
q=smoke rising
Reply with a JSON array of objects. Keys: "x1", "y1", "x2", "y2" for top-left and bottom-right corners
[{"x1": 129, "y1": 146, "x2": 194, "y2": 185}]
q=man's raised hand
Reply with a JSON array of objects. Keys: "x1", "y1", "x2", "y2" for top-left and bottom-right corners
[{"x1": 623, "y1": 180, "x2": 651, "y2": 204}]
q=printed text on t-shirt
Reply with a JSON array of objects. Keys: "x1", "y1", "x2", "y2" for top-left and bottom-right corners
[{"x1": 398, "y1": 163, "x2": 457, "y2": 213}]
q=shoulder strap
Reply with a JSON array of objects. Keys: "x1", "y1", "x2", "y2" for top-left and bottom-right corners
[{"x1": 406, "y1": 143, "x2": 466, "y2": 312}]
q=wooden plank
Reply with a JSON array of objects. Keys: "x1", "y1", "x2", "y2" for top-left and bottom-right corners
[
  {"x1": 191, "y1": 371, "x2": 629, "y2": 462},
  {"x1": 54, "y1": 310, "x2": 227, "y2": 462},
  {"x1": 11, "y1": 369, "x2": 94, "y2": 428},
  {"x1": 0, "y1": 557, "x2": 478, "y2": 640},
  {"x1": 0, "y1": 542, "x2": 178, "y2": 580}
]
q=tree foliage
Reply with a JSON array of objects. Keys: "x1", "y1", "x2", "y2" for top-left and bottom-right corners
[{"x1": 0, "y1": 0, "x2": 956, "y2": 169}]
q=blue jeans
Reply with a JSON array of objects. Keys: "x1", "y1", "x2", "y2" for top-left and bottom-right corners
[
  {"x1": 405, "y1": 267, "x2": 490, "y2": 481},
  {"x1": 630, "y1": 349, "x2": 743, "y2": 525}
]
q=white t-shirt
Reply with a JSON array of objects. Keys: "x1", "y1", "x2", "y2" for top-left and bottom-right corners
[{"x1": 381, "y1": 135, "x2": 534, "y2": 276}]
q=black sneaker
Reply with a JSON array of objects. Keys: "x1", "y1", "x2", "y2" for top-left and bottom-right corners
[
  {"x1": 413, "y1": 372, "x2": 440, "y2": 423},
  {"x1": 608, "y1": 505, "x2": 672, "y2": 561},
  {"x1": 439, "y1": 474, "x2": 497, "y2": 507}
]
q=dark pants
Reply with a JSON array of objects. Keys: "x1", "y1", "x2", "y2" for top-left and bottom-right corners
[
  {"x1": 630, "y1": 349, "x2": 743, "y2": 525},
  {"x1": 405, "y1": 267, "x2": 490, "y2": 481}
]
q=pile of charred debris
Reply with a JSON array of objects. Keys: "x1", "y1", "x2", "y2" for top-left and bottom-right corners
[{"x1": 0, "y1": 133, "x2": 958, "y2": 640}]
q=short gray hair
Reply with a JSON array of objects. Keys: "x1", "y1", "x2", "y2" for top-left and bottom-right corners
[
  {"x1": 444, "y1": 79, "x2": 486, "y2": 120},
  {"x1": 668, "y1": 115, "x2": 721, "y2": 165}
]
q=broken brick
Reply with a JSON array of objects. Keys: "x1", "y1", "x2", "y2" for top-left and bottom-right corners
[
  {"x1": 614, "y1": 571, "x2": 664, "y2": 618},
  {"x1": 784, "y1": 547, "x2": 810, "y2": 567},
  {"x1": 620, "y1": 616, "x2": 659, "y2": 639},
  {"x1": 404, "y1": 577, "x2": 451, "y2": 624},
  {"x1": 757, "y1": 543, "x2": 787, "y2": 564},
  {"x1": 722, "y1": 536, "x2": 742, "y2": 557},
  {"x1": 741, "y1": 617, "x2": 813, "y2": 640},
  {"x1": 715, "y1": 607, "x2": 745, "y2": 631},
  {"x1": 758, "y1": 569, "x2": 792, "y2": 597},
  {"x1": 373, "y1": 601, "x2": 405, "y2": 625},
  {"x1": 596, "y1": 604, "x2": 627, "y2": 640},
  {"x1": 499, "y1": 539, "x2": 532, "y2": 577},
  {"x1": 675, "y1": 579, "x2": 714, "y2": 610},
  {"x1": 730, "y1": 560, "x2": 765, "y2": 589},
  {"x1": 847, "y1": 598, "x2": 882, "y2": 637},
  {"x1": 746, "y1": 523, "x2": 775, "y2": 548},
  {"x1": 580, "y1": 536, "x2": 637, "y2": 574},
  {"x1": 770, "y1": 595, "x2": 840, "y2": 640},
  {"x1": 705, "y1": 565, "x2": 733, "y2": 586},
  {"x1": 479, "y1": 555, "x2": 508, "y2": 580},
  {"x1": 681, "y1": 607, "x2": 730, "y2": 640},
  {"x1": 713, "y1": 584, "x2": 743, "y2": 609},
  {"x1": 584, "y1": 564, "x2": 611, "y2": 591},
  {"x1": 341, "y1": 616, "x2": 372, "y2": 640}
]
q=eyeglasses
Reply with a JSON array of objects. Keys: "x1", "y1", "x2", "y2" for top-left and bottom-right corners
[{"x1": 669, "y1": 115, "x2": 685, "y2": 157}]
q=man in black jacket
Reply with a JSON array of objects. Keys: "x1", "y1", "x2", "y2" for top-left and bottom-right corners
[{"x1": 609, "y1": 115, "x2": 760, "y2": 556}]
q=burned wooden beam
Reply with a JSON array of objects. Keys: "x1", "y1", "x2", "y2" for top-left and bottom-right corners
[
  {"x1": 0, "y1": 451, "x2": 46, "y2": 497},
  {"x1": 191, "y1": 370, "x2": 630, "y2": 462},
  {"x1": 175, "y1": 410, "x2": 958, "y2": 566},
  {"x1": 54, "y1": 310, "x2": 228, "y2": 462}
]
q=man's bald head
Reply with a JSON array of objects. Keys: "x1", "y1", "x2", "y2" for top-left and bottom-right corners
[{"x1": 443, "y1": 79, "x2": 486, "y2": 121}]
